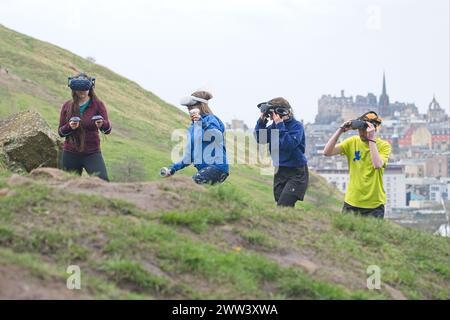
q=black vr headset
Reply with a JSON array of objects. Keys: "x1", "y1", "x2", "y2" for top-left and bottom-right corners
[
  {"x1": 345, "y1": 111, "x2": 383, "y2": 130},
  {"x1": 68, "y1": 73, "x2": 96, "y2": 91},
  {"x1": 257, "y1": 102, "x2": 291, "y2": 118}
]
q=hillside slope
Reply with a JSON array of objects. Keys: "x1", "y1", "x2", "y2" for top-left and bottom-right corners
[
  {"x1": 0, "y1": 168, "x2": 449, "y2": 299},
  {"x1": 0, "y1": 25, "x2": 449, "y2": 300},
  {"x1": 0, "y1": 24, "x2": 187, "y2": 181},
  {"x1": 0, "y1": 24, "x2": 296, "y2": 208}
]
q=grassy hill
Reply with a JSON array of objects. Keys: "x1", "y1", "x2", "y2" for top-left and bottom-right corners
[
  {"x1": 0, "y1": 24, "x2": 313, "y2": 207},
  {"x1": 0, "y1": 24, "x2": 188, "y2": 182},
  {"x1": 0, "y1": 24, "x2": 449, "y2": 300}
]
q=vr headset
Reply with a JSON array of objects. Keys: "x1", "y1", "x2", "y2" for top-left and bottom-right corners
[
  {"x1": 180, "y1": 96, "x2": 208, "y2": 107},
  {"x1": 68, "y1": 73, "x2": 96, "y2": 91},
  {"x1": 257, "y1": 102, "x2": 291, "y2": 118},
  {"x1": 346, "y1": 111, "x2": 383, "y2": 130},
  {"x1": 349, "y1": 119, "x2": 368, "y2": 130}
]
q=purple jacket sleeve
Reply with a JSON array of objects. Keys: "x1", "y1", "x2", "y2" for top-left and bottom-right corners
[
  {"x1": 97, "y1": 101, "x2": 112, "y2": 134},
  {"x1": 58, "y1": 103, "x2": 73, "y2": 137}
]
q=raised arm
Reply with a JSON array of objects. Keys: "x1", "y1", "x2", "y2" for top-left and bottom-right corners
[
  {"x1": 323, "y1": 121, "x2": 351, "y2": 156},
  {"x1": 254, "y1": 113, "x2": 271, "y2": 145},
  {"x1": 367, "y1": 123, "x2": 390, "y2": 169}
]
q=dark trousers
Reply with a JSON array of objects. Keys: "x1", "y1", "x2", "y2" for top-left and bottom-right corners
[
  {"x1": 342, "y1": 202, "x2": 385, "y2": 219},
  {"x1": 274, "y1": 166, "x2": 309, "y2": 207},
  {"x1": 192, "y1": 166, "x2": 228, "y2": 185},
  {"x1": 61, "y1": 151, "x2": 109, "y2": 182}
]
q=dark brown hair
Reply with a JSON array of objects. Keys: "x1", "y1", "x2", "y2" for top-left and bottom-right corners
[
  {"x1": 66, "y1": 73, "x2": 98, "y2": 152},
  {"x1": 269, "y1": 97, "x2": 293, "y2": 117},
  {"x1": 190, "y1": 91, "x2": 213, "y2": 115}
]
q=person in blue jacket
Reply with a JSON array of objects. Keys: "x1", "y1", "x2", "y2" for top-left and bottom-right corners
[
  {"x1": 254, "y1": 97, "x2": 309, "y2": 207},
  {"x1": 163, "y1": 91, "x2": 229, "y2": 185}
]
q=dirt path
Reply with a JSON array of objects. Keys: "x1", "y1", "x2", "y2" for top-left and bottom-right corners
[{"x1": 7, "y1": 168, "x2": 205, "y2": 213}]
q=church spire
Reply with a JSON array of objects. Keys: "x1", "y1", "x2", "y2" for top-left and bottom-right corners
[{"x1": 379, "y1": 72, "x2": 390, "y2": 116}]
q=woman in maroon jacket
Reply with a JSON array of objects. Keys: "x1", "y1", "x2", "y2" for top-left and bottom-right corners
[{"x1": 58, "y1": 73, "x2": 112, "y2": 181}]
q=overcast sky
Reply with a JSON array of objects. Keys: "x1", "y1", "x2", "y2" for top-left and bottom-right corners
[{"x1": 0, "y1": 0, "x2": 448, "y2": 125}]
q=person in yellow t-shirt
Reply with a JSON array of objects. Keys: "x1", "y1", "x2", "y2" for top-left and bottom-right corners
[{"x1": 323, "y1": 111, "x2": 392, "y2": 218}]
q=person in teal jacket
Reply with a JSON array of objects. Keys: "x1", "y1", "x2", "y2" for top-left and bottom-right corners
[{"x1": 163, "y1": 91, "x2": 229, "y2": 185}]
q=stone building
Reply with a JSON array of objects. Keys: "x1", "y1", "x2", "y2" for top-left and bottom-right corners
[{"x1": 427, "y1": 95, "x2": 447, "y2": 123}]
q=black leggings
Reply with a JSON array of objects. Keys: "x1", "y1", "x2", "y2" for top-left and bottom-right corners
[{"x1": 61, "y1": 151, "x2": 109, "y2": 181}]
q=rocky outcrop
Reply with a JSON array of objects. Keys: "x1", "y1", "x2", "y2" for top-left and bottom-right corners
[{"x1": 0, "y1": 111, "x2": 62, "y2": 173}]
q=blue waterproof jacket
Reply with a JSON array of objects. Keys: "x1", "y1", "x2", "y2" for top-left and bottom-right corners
[
  {"x1": 171, "y1": 114, "x2": 229, "y2": 174},
  {"x1": 254, "y1": 117, "x2": 307, "y2": 167}
]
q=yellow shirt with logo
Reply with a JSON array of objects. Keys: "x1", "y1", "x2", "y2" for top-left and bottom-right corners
[{"x1": 337, "y1": 136, "x2": 392, "y2": 209}]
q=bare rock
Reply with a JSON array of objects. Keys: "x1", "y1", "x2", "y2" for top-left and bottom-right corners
[{"x1": 0, "y1": 111, "x2": 62, "y2": 172}]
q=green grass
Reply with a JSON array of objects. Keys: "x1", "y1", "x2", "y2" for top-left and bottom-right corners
[
  {"x1": 0, "y1": 247, "x2": 152, "y2": 299},
  {"x1": 102, "y1": 259, "x2": 170, "y2": 294},
  {"x1": 277, "y1": 269, "x2": 372, "y2": 300},
  {"x1": 238, "y1": 229, "x2": 278, "y2": 249},
  {"x1": 0, "y1": 172, "x2": 449, "y2": 299},
  {"x1": 0, "y1": 183, "x2": 50, "y2": 221},
  {"x1": 160, "y1": 208, "x2": 241, "y2": 233}
]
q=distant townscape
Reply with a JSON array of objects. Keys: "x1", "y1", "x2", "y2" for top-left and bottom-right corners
[
  {"x1": 307, "y1": 73, "x2": 449, "y2": 231},
  {"x1": 227, "y1": 73, "x2": 449, "y2": 230}
]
